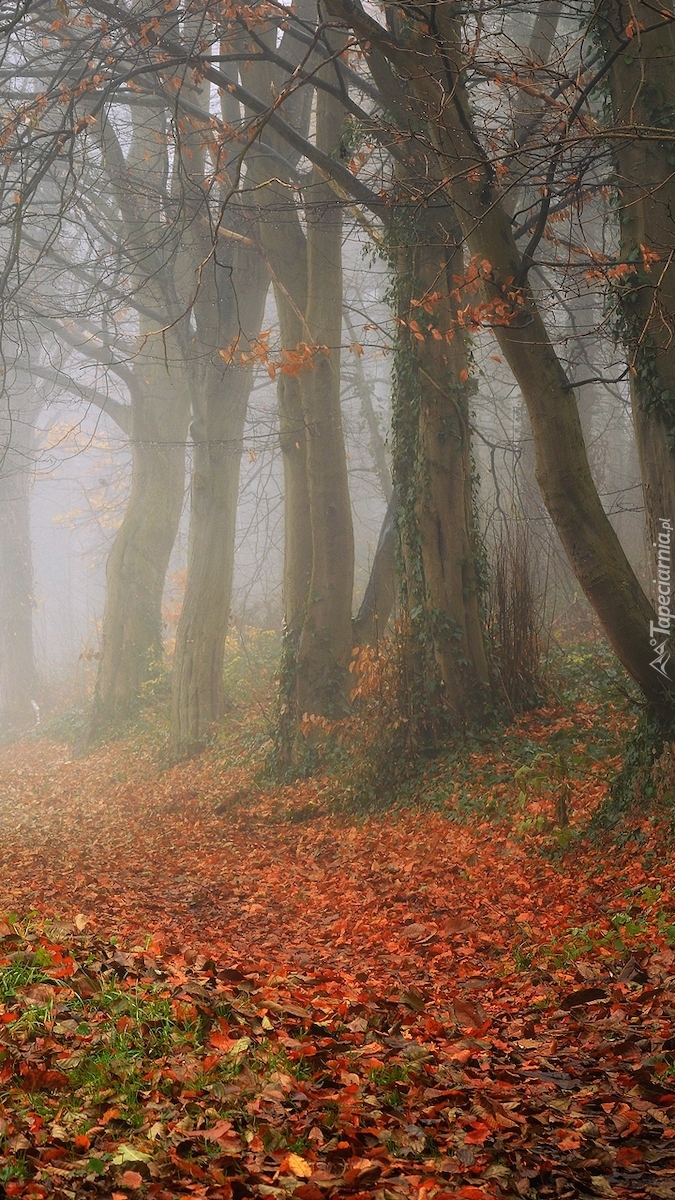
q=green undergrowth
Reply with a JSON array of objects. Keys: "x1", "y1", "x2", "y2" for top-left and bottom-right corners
[
  {"x1": 39, "y1": 628, "x2": 281, "y2": 756},
  {"x1": 509, "y1": 881, "x2": 675, "y2": 976},
  {"x1": 0, "y1": 918, "x2": 358, "y2": 1196}
]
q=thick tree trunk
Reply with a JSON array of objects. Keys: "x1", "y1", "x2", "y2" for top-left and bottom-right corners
[
  {"x1": 393, "y1": 211, "x2": 490, "y2": 721},
  {"x1": 475, "y1": 228, "x2": 664, "y2": 706},
  {"x1": 295, "y1": 83, "x2": 355, "y2": 718},
  {"x1": 415, "y1": 280, "x2": 490, "y2": 716},
  {"x1": 600, "y1": 1, "x2": 675, "y2": 551},
  {"x1": 170, "y1": 244, "x2": 270, "y2": 753},
  {"x1": 259, "y1": 210, "x2": 313, "y2": 766},
  {"x1": 86, "y1": 92, "x2": 194, "y2": 740},
  {"x1": 88, "y1": 363, "x2": 188, "y2": 735},
  {"x1": 0, "y1": 402, "x2": 37, "y2": 733},
  {"x1": 261, "y1": 207, "x2": 313, "y2": 643},
  {"x1": 171, "y1": 365, "x2": 252, "y2": 751}
]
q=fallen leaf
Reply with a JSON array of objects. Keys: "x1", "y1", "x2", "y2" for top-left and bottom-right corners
[
  {"x1": 111, "y1": 1145, "x2": 152, "y2": 1165},
  {"x1": 283, "y1": 1153, "x2": 313, "y2": 1179},
  {"x1": 19, "y1": 983, "x2": 58, "y2": 1005},
  {"x1": 119, "y1": 1170, "x2": 143, "y2": 1189},
  {"x1": 560, "y1": 986, "x2": 608, "y2": 1010},
  {"x1": 453, "y1": 998, "x2": 487, "y2": 1028},
  {"x1": 464, "y1": 1121, "x2": 491, "y2": 1145},
  {"x1": 20, "y1": 1069, "x2": 68, "y2": 1092}
]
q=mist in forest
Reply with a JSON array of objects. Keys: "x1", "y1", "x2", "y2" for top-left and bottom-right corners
[{"x1": 0, "y1": 0, "x2": 671, "y2": 748}]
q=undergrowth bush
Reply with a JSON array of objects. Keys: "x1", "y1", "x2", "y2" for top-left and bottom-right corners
[
  {"x1": 487, "y1": 521, "x2": 545, "y2": 713},
  {"x1": 222, "y1": 626, "x2": 279, "y2": 711},
  {"x1": 298, "y1": 625, "x2": 421, "y2": 808}
]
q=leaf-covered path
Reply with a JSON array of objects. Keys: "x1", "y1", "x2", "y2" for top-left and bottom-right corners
[{"x1": 1, "y1": 709, "x2": 675, "y2": 1200}]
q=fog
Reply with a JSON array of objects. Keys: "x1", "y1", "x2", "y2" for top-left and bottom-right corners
[{"x1": 0, "y1": 0, "x2": 658, "y2": 742}]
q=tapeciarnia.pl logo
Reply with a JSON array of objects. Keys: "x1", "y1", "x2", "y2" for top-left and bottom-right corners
[{"x1": 650, "y1": 517, "x2": 673, "y2": 680}]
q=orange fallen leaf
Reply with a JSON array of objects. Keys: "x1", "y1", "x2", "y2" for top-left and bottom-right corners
[
  {"x1": 209, "y1": 1029, "x2": 234, "y2": 1051},
  {"x1": 119, "y1": 1170, "x2": 143, "y2": 1189},
  {"x1": 464, "y1": 1121, "x2": 491, "y2": 1145},
  {"x1": 281, "y1": 1153, "x2": 313, "y2": 1179}
]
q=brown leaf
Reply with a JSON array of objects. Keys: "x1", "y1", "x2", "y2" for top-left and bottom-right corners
[
  {"x1": 219, "y1": 967, "x2": 246, "y2": 982},
  {"x1": 618, "y1": 957, "x2": 649, "y2": 984},
  {"x1": 19, "y1": 983, "x2": 58, "y2": 1005},
  {"x1": 264, "y1": 999, "x2": 311, "y2": 1019},
  {"x1": 399, "y1": 987, "x2": 425, "y2": 1011},
  {"x1": 402, "y1": 923, "x2": 428, "y2": 942},
  {"x1": 20, "y1": 1068, "x2": 69, "y2": 1092},
  {"x1": 560, "y1": 986, "x2": 608, "y2": 1010},
  {"x1": 70, "y1": 970, "x2": 101, "y2": 998},
  {"x1": 343, "y1": 1158, "x2": 382, "y2": 1188},
  {"x1": 453, "y1": 998, "x2": 487, "y2": 1028}
]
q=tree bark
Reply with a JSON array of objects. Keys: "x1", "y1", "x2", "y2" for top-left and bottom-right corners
[
  {"x1": 0, "y1": 396, "x2": 38, "y2": 734},
  {"x1": 86, "y1": 96, "x2": 192, "y2": 739},
  {"x1": 295, "y1": 81, "x2": 355, "y2": 718},
  {"x1": 600, "y1": 0, "x2": 675, "y2": 550},
  {"x1": 170, "y1": 357, "x2": 264, "y2": 752},
  {"x1": 352, "y1": 490, "x2": 397, "y2": 647},
  {"x1": 260, "y1": 201, "x2": 313, "y2": 644},
  {"x1": 392, "y1": 208, "x2": 490, "y2": 720},
  {"x1": 258, "y1": 201, "x2": 314, "y2": 766},
  {"x1": 89, "y1": 359, "x2": 188, "y2": 734},
  {"x1": 169, "y1": 227, "x2": 270, "y2": 753}
]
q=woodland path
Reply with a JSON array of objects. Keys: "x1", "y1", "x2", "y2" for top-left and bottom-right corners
[
  {"x1": 0, "y1": 728, "x2": 640, "y2": 983},
  {"x1": 1, "y1": 723, "x2": 675, "y2": 1200}
]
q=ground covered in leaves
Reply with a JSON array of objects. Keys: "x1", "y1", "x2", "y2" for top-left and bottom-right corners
[{"x1": 1, "y1": 689, "x2": 675, "y2": 1200}]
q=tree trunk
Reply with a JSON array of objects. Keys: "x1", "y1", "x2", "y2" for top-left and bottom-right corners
[
  {"x1": 258, "y1": 201, "x2": 313, "y2": 765},
  {"x1": 88, "y1": 361, "x2": 188, "y2": 735},
  {"x1": 0, "y1": 399, "x2": 37, "y2": 733},
  {"x1": 600, "y1": 1, "x2": 675, "y2": 550},
  {"x1": 345, "y1": 308, "x2": 397, "y2": 647},
  {"x1": 261, "y1": 205, "x2": 313, "y2": 643},
  {"x1": 352, "y1": 490, "x2": 397, "y2": 646},
  {"x1": 295, "y1": 82, "x2": 355, "y2": 718},
  {"x1": 86, "y1": 92, "x2": 192, "y2": 740},
  {"x1": 166, "y1": 41, "x2": 274, "y2": 754},
  {"x1": 170, "y1": 248, "x2": 270, "y2": 754},
  {"x1": 171, "y1": 365, "x2": 252, "y2": 751},
  {"x1": 392, "y1": 209, "x2": 490, "y2": 721}
]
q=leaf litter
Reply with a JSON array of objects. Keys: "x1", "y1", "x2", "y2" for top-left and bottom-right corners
[{"x1": 0, "y1": 702, "x2": 674, "y2": 1199}]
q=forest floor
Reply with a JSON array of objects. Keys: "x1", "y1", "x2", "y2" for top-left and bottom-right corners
[{"x1": 1, "y1": 656, "x2": 675, "y2": 1200}]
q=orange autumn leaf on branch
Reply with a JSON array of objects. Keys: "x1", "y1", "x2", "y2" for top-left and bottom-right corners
[
  {"x1": 219, "y1": 334, "x2": 328, "y2": 379},
  {"x1": 640, "y1": 243, "x2": 661, "y2": 273}
]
